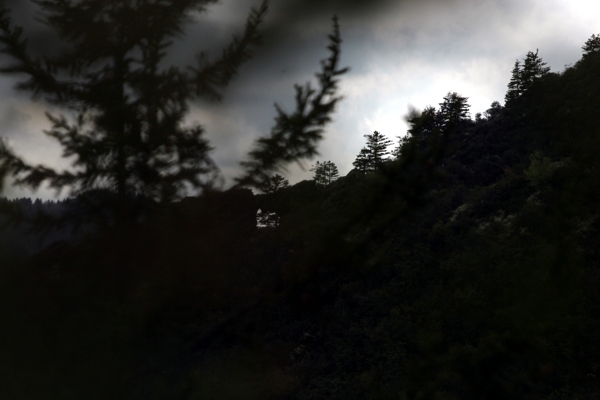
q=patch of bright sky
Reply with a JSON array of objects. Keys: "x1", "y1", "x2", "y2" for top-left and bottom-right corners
[
  {"x1": 0, "y1": 100, "x2": 71, "y2": 199},
  {"x1": 305, "y1": 0, "x2": 598, "y2": 182},
  {"x1": 2, "y1": 0, "x2": 599, "y2": 197}
]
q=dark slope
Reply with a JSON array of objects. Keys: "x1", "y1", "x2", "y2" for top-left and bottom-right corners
[{"x1": 2, "y1": 47, "x2": 600, "y2": 400}]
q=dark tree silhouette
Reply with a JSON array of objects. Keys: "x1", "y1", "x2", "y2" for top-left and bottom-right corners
[
  {"x1": 0, "y1": 0, "x2": 268, "y2": 203},
  {"x1": 352, "y1": 147, "x2": 371, "y2": 173},
  {"x1": 484, "y1": 100, "x2": 503, "y2": 120},
  {"x1": 236, "y1": 16, "x2": 348, "y2": 189},
  {"x1": 310, "y1": 160, "x2": 339, "y2": 185},
  {"x1": 256, "y1": 173, "x2": 289, "y2": 228},
  {"x1": 262, "y1": 174, "x2": 289, "y2": 194},
  {"x1": 521, "y1": 49, "x2": 550, "y2": 89},
  {"x1": 582, "y1": 33, "x2": 600, "y2": 56},
  {"x1": 437, "y1": 92, "x2": 470, "y2": 130},
  {"x1": 352, "y1": 131, "x2": 393, "y2": 173},
  {"x1": 505, "y1": 50, "x2": 550, "y2": 104},
  {"x1": 505, "y1": 60, "x2": 523, "y2": 103},
  {"x1": 391, "y1": 136, "x2": 405, "y2": 159},
  {"x1": 0, "y1": 2, "x2": 348, "y2": 233},
  {"x1": 406, "y1": 106, "x2": 438, "y2": 139},
  {"x1": 402, "y1": 93, "x2": 468, "y2": 149},
  {"x1": 365, "y1": 131, "x2": 393, "y2": 167}
]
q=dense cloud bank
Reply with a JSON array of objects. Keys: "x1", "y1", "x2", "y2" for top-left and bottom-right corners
[{"x1": 0, "y1": 0, "x2": 597, "y2": 199}]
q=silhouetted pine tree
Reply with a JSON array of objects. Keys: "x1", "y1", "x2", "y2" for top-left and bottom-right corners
[
  {"x1": 483, "y1": 101, "x2": 503, "y2": 120},
  {"x1": 505, "y1": 50, "x2": 550, "y2": 104},
  {"x1": 257, "y1": 173, "x2": 289, "y2": 228},
  {"x1": 437, "y1": 92, "x2": 470, "y2": 130},
  {"x1": 582, "y1": 33, "x2": 600, "y2": 56},
  {"x1": 310, "y1": 160, "x2": 339, "y2": 185},
  {"x1": 236, "y1": 16, "x2": 348, "y2": 188},
  {"x1": 521, "y1": 49, "x2": 550, "y2": 90},
  {"x1": 352, "y1": 147, "x2": 371, "y2": 173},
  {"x1": 0, "y1": 2, "x2": 348, "y2": 232},
  {"x1": 391, "y1": 135, "x2": 409, "y2": 159},
  {"x1": 406, "y1": 106, "x2": 438, "y2": 139},
  {"x1": 352, "y1": 131, "x2": 393, "y2": 173},
  {"x1": 505, "y1": 60, "x2": 523, "y2": 103},
  {"x1": 262, "y1": 174, "x2": 289, "y2": 194},
  {"x1": 0, "y1": 0, "x2": 268, "y2": 204}
]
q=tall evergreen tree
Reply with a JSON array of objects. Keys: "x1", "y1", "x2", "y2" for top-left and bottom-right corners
[
  {"x1": 0, "y1": 2, "x2": 348, "y2": 230},
  {"x1": 505, "y1": 60, "x2": 522, "y2": 103},
  {"x1": 437, "y1": 92, "x2": 470, "y2": 131},
  {"x1": 520, "y1": 49, "x2": 550, "y2": 90},
  {"x1": 366, "y1": 131, "x2": 393, "y2": 167},
  {"x1": 310, "y1": 160, "x2": 339, "y2": 186},
  {"x1": 391, "y1": 135, "x2": 410, "y2": 159},
  {"x1": 406, "y1": 106, "x2": 438, "y2": 139},
  {"x1": 262, "y1": 174, "x2": 289, "y2": 194},
  {"x1": 352, "y1": 131, "x2": 393, "y2": 173},
  {"x1": 352, "y1": 147, "x2": 371, "y2": 174},
  {"x1": 505, "y1": 50, "x2": 550, "y2": 104},
  {"x1": 582, "y1": 33, "x2": 600, "y2": 56},
  {"x1": 0, "y1": 0, "x2": 269, "y2": 204}
]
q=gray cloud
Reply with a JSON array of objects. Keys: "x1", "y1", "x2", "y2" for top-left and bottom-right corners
[
  {"x1": 0, "y1": 0, "x2": 596, "y2": 198},
  {"x1": 0, "y1": 102, "x2": 31, "y2": 138}
]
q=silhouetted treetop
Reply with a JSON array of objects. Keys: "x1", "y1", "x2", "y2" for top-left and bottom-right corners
[
  {"x1": 262, "y1": 174, "x2": 289, "y2": 194},
  {"x1": 484, "y1": 101, "x2": 503, "y2": 120},
  {"x1": 406, "y1": 106, "x2": 438, "y2": 139},
  {"x1": 582, "y1": 33, "x2": 600, "y2": 55},
  {"x1": 437, "y1": 92, "x2": 470, "y2": 130},
  {"x1": 521, "y1": 49, "x2": 550, "y2": 86},
  {"x1": 310, "y1": 160, "x2": 339, "y2": 186},
  {"x1": 506, "y1": 59, "x2": 523, "y2": 103},
  {"x1": 352, "y1": 131, "x2": 393, "y2": 173},
  {"x1": 505, "y1": 49, "x2": 550, "y2": 104}
]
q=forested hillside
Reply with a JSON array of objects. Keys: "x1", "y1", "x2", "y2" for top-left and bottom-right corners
[{"x1": 2, "y1": 30, "x2": 600, "y2": 400}]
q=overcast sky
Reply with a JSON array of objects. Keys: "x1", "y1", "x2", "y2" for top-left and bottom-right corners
[{"x1": 0, "y1": 0, "x2": 598, "y2": 199}]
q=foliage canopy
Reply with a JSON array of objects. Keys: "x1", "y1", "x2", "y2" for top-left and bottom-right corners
[
  {"x1": 0, "y1": 0, "x2": 271, "y2": 203},
  {"x1": 0, "y1": 0, "x2": 348, "y2": 215},
  {"x1": 352, "y1": 130, "x2": 393, "y2": 173},
  {"x1": 505, "y1": 49, "x2": 550, "y2": 103},
  {"x1": 310, "y1": 160, "x2": 339, "y2": 186}
]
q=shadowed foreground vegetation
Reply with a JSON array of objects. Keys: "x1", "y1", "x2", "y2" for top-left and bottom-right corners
[{"x1": 2, "y1": 17, "x2": 600, "y2": 400}]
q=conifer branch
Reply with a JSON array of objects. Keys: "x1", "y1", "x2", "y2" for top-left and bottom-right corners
[
  {"x1": 236, "y1": 15, "x2": 348, "y2": 189},
  {"x1": 0, "y1": 6, "x2": 65, "y2": 100},
  {"x1": 190, "y1": 0, "x2": 269, "y2": 101}
]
